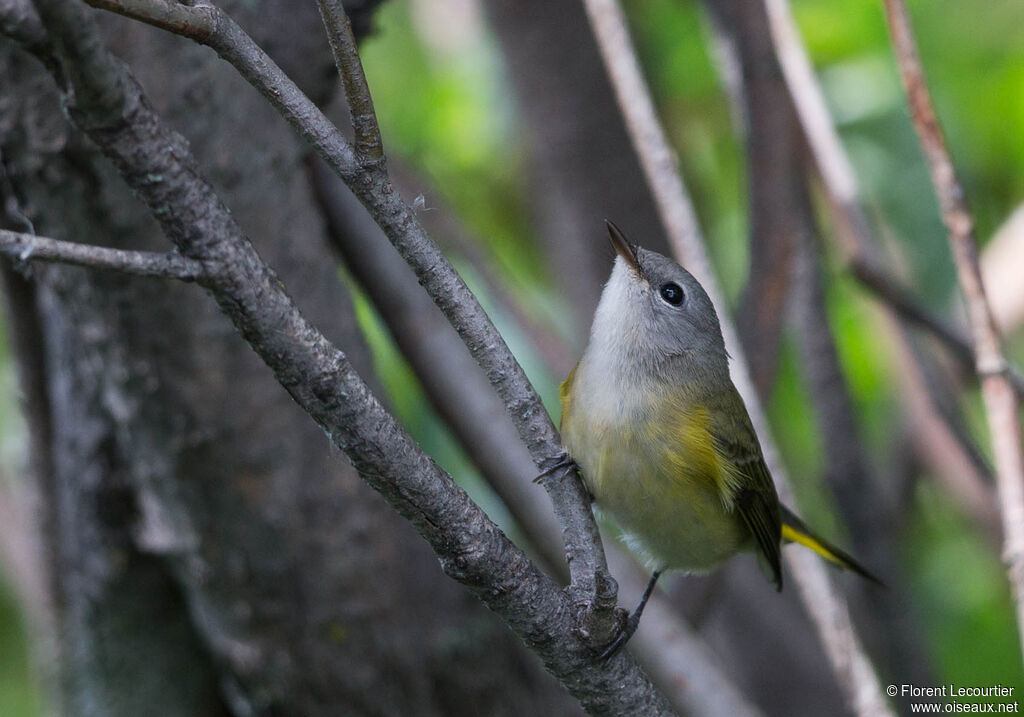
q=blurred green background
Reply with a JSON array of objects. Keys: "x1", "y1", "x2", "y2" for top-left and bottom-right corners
[{"x1": 2, "y1": 0, "x2": 1023, "y2": 710}]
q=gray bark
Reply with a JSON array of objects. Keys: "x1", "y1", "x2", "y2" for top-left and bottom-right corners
[{"x1": 0, "y1": 2, "x2": 576, "y2": 714}]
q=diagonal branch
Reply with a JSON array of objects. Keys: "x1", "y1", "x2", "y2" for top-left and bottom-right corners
[
  {"x1": 881, "y1": 0, "x2": 1024, "y2": 659},
  {"x1": 11, "y1": 0, "x2": 671, "y2": 711},
  {"x1": 0, "y1": 229, "x2": 208, "y2": 280},
  {"x1": 81, "y1": 0, "x2": 613, "y2": 619},
  {"x1": 580, "y1": 1, "x2": 894, "y2": 714},
  {"x1": 314, "y1": 0, "x2": 383, "y2": 167}
]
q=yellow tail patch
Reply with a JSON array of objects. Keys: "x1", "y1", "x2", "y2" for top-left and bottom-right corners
[
  {"x1": 782, "y1": 524, "x2": 840, "y2": 565},
  {"x1": 781, "y1": 521, "x2": 883, "y2": 585}
]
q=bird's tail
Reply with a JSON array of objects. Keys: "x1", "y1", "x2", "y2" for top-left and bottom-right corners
[{"x1": 780, "y1": 504, "x2": 884, "y2": 586}]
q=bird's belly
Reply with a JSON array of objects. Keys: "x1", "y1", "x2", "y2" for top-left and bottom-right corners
[{"x1": 567, "y1": 425, "x2": 748, "y2": 572}]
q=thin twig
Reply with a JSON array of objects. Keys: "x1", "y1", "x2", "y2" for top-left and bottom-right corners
[
  {"x1": 18, "y1": 0, "x2": 671, "y2": 711},
  {"x1": 762, "y1": 0, "x2": 1024, "y2": 399},
  {"x1": 848, "y1": 259, "x2": 971, "y2": 363},
  {"x1": 0, "y1": 229, "x2": 208, "y2": 280},
  {"x1": 83, "y1": 0, "x2": 615, "y2": 621},
  {"x1": 581, "y1": 1, "x2": 893, "y2": 714},
  {"x1": 314, "y1": 0, "x2": 384, "y2": 167},
  {"x1": 882, "y1": 0, "x2": 1024, "y2": 659}
]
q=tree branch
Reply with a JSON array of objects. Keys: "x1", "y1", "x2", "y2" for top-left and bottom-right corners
[
  {"x1": 13, "y1": 0, "x2": 670, "y2": 711},
  {"x1": 81, "y1": 0, "x2": 614, "y2": 619},
  {"x1": 314, "y1": 0, "x2": 383, "y2": 167},
  {"x1": 580, "y1": 1, "x2": 893, "y2": 714},
  {"x1": 0, "y1": 229, "x2": 208, "y2": 280},
  {"x1": 881, "y1": 0, "x2": 1024, "y2": 659}
]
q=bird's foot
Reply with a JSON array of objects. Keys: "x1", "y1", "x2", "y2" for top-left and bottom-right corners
[
  {"x1": 593, "y1": 569, "x2": 663, "y2": 662},
  {"x1": 595, "y1": 608, "x2": 640, "y2": 661},
  {"x1": 533, "y1": 452, "x2": 577, "y2": 485}
]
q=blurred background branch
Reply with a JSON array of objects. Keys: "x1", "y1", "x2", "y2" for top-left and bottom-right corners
[{"x1": 882, "y1": 0, "x2": 1024, "y2": 659}]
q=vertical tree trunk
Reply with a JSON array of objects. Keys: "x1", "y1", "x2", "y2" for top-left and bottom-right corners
[{"x1": 0, "y1": 2, "x2": 577, "y2": 714}]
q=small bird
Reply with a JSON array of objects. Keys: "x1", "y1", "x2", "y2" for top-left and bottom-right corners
[{"x1": 559, "y1": 221, "x2": 880, "y2": 658}]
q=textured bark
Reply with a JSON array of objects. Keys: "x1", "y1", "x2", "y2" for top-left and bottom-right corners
[
  {"x1": 0, "y1": 2, "x2": 575, "y2": 714},
  {"x1": 80, "y1": 0, "x2": 619, "y2": 617},
  {"x1": 482, "y1": 0, "x2": 669, "y2": 332}
]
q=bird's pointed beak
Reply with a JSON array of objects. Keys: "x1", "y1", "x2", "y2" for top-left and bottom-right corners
[{"x1": 606, "y1": 220, "x2": 641, "y2": 277}]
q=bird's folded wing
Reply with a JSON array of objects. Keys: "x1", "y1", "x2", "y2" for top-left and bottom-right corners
[{"x1": 710, "y1": 388, "x2": 783, "y2": 590}]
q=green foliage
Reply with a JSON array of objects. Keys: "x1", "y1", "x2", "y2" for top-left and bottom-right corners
[
  {"x1": 908, "y1": 485, "x2": 1024, "y2": 688},
  {"x1": 0, "y1": 578, "x2": 43, "y2": 717}
]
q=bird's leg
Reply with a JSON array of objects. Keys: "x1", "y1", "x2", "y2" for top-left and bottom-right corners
[
  {"x1": 597, "y1": 569, "x2": 663, "y2": 661},
  {"x1": 533, "y1": 451, "x2": 577, "y2": 485}
]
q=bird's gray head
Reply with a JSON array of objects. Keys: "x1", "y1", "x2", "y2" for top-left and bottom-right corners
[{"x1": 587, "y1": 221, "x2": 728, "y2": 384}]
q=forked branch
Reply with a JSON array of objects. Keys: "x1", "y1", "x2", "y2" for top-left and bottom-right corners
[{"x1": 314, "y1": 0, "x2": 384, "y2": 167}]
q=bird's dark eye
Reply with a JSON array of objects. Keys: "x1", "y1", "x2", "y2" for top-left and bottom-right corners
[{"x1": 659, "y1": 282, "x2": 684, "y2": 306}]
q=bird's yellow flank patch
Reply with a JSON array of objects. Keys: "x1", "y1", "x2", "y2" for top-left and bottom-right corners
[
  {"x1": 658, "y1": 401, "x2": 741, "y2": 501},
  {"x1": 559, "y1": 362, "x2": 578, "y2": 426}
]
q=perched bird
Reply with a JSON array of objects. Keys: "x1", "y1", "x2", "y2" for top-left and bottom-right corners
[{"x1": 559, "y1": 221, "x2": 880, "y2": 658}]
